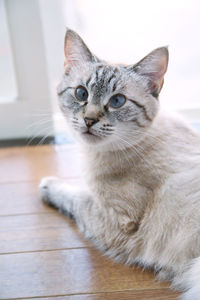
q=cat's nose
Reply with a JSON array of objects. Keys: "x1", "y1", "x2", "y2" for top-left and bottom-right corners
[{"x1": 84, "y1": 117, "x2": 99, "y2": 128}]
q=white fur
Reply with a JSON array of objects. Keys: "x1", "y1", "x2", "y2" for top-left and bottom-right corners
[{"x1": 40, "y1": 29, "x2": 200, "y2": 299}]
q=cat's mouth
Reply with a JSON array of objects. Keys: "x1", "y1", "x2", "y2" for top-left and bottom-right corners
[
  {"x1": 81, "y1": 129, "x2": 102, "y2": 143},
  {"x1": 83, "y1": 130, "x2": 94, "y2": 136}
]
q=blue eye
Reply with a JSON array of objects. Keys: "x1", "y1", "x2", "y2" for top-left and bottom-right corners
[
  {"x1": 75, "y1": 86, "x2": 88, "y2": 101},
  {"x1": 109, "y1": 94, "x2": 126, "y2": 108}
]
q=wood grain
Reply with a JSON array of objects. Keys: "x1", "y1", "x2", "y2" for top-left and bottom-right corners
[
  {"x1": 0, "y1": 144, "x2": 180, "y2": 299},
  {"x1": 0, "y1": 248, "x2": 174, "y2": 299},
  {"x1": 0, "y1": 213, "x2": 89, "y2": 254},
  {"x1": 33, "y1": 289, "x2": 180, "y2": 300},
  {"x1": 0, "y1": 145, "x2": 82, "y2": 183},
  {"x1": 0, "y1": 180, "x2": 84, "y2": 216}
]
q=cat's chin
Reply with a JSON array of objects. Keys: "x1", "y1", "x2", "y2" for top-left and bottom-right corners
[{"x1": 80, "y1": 132, "x2": 103, "y2": 144}]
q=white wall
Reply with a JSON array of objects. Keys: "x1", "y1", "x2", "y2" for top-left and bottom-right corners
[
  {"x1": 38, "y1": 0, "x2": 200, "y2": 112},
  {"x1": 76, "y1": 0, "x2": 200, "y2": 111},
  {"x1": 38, "y1": 0, "x2": 80, "y2": 111},
  {"x1": 0, "y1": 0, "x2": 18, "y2": 103}
]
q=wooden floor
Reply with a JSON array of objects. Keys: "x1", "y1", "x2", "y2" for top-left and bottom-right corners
[{"x1": 0, "y1": 144, "x2": 180, "y2": 300}]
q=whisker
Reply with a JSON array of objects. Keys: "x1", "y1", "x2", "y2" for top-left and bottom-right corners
[
  {"x1": 37, "y1": 132, "x2": 52, "y2": 146},
  {"x1": 113, "y1": 133, "x2": 152, "y2": 170},
  {"x1": 26, "y1": 125, "x2": 53, "y2": 146},
  {"x1": 26, "y1": 118, "x2": 51, "y2": 131}
]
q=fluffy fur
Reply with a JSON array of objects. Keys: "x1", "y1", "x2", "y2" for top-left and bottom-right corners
[{"x1": 40, "y1": 29, "x2": 200, "y2": 299}]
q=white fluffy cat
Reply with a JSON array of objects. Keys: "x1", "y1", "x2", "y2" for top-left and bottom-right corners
[{"x1": 40, "y1": 29, "x2": 200, "y2": 299}]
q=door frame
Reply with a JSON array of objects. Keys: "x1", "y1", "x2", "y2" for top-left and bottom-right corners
[{"x1": 0, "y1": 0, "x2": 54, "y2": 140}]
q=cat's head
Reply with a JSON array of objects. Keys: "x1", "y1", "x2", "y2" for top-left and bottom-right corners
[{"x1": 57, "y1": 29, "x2": 168, "y2": 150}]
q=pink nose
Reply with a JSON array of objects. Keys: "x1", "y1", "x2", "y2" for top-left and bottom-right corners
[{"x1": 84, "y1": 117, "x2": 99, "y2": 127}]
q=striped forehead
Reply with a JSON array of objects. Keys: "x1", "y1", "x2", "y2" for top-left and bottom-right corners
[{"x1": 85, "y1": 65, "x2": 122, "y2": 102}]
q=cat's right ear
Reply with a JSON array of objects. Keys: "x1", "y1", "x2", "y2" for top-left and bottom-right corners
[
  {"x1": 64, "y1": 29, "x2": 95, "y2": 72},
  {"x1": 131, "y1": 47, "x2": 169, "y2": 97}
]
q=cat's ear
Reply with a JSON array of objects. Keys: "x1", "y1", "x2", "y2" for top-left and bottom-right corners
[
  {"x1": 132, "y1": 47, "x2": 169, "y2": 97},
  {"x1": 64, "y1": 29, "x2": 95, "y2": 72}
]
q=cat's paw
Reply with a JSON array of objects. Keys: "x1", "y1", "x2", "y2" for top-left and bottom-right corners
[
  {"x1": 39, "y1": 176, "x2": 61, "y2": 207},
  {"x1": 39, "y1": 177, "x2": 75, "y2": 219}
]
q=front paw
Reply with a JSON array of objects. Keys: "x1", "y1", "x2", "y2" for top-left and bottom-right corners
[
  {"x1": 39, "y1": 176, "x2": 60, "y2": 207},
  {"x1": 39, "y1": 177, "x2": 75, "y2": 219}
]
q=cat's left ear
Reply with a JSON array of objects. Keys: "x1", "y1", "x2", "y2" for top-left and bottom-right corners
[
  {"x1": 64, "y1": 29, "x2": 96, "y2": 72},
  {"x1": 132, "y1": 47, "x2": 169, "y2": 97}
]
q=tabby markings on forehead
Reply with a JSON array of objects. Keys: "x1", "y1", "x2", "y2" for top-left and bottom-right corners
[
  {"x1": 96, "y1": 64, "x2": 104, "y2": 71},
  {"x1": 107, "y1": 74, "x2": 116, "y2": 84},
  {"x1": 95, "y1": 70, "x2": 100, "y2": 81},
  {"x1": 112, "y1": 82, "x2": 117, "y2": 93},
  {"x1": 86, "y1": 65, "x2": 105, "y2": 88},
  {"x1": 84, "y1": 65, "x2": 123, "y2": 101},
  {"x1": 95, "y1": 65, "x2": 104, "y2": 80}
]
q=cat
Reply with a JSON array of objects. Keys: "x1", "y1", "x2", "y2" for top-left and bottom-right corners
[{"x1": 39, "y1": 29, "x2": 200, "y2": 300}]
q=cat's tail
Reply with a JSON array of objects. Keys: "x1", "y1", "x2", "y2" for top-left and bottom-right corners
[{"x1": 172, "y1": 257, "x2": 200, "y2": 300}]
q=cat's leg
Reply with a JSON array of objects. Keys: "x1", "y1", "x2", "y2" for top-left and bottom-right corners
[
  {"x1": 39, "y1": 177, "x2": 134, "y2": 259},
  {"x1": 40, "y1": 177, "x2": 78, "y2": 216},
  {"x1": 40, "y1": 177, "x2": 91, "y2": 217},
  {"x1": 39, "y1": 176, "x2": 102, "y2": 239}
]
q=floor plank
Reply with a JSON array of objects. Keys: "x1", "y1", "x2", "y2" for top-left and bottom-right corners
[
  {"x1": 0, "y1": 213, "x2": 90, "y2": 254},
  {"x1": 0, "y1": 248, "x2": 173, "y2": 299},
  {"x1": 0, "y1": 145, "x2": 82, "y2": 183},
  {"x1": 25, "y1": 289, "x2": 180, "y2": 300},
  {"x1": 0, "y1": 180, "x2": 84, "y2": 216},
  {"x1": 0, "y1": 144, "x2": 180, "y2": 299},
  {"x1": 68, "y1": 290, "x2": 180, "y2": 300}
]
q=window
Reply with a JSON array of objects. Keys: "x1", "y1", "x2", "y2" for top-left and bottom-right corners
[{"x1": 1, "y1": 0, "x2": 200, "y2": 142}]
